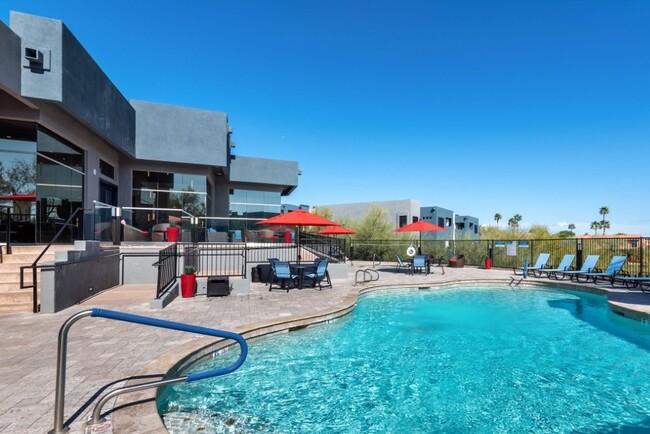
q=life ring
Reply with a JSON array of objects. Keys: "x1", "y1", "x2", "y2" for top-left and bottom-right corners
[{"x1": 406, "y1": 246, "x2": 416, "y2": 257}]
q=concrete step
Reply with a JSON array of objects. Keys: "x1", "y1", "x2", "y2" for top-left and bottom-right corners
[
  {"x1": 1, "y1": 252, "x2": 56, "y2": 264},
  {"x1": 0, "y1": 302, "x2": 34, "y2": 314},
  {"x1": 0, "y1": 289, "x2": 36, "y2": 304}
]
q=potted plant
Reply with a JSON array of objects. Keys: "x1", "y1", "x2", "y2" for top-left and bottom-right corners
[
  {"x1": 180, "y1": 265, "x2": 196, "y2": 298},
  {"x1": 166, "y1": 220, "x2": 180, "y2": 242}
]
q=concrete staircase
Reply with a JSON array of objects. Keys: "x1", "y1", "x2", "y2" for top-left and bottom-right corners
[{"x1": 0, "y1": 244, "x2": 74, "y2": 313}]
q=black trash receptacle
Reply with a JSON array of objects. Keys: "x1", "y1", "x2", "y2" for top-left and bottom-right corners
[
  {"x1": 207, "y1": 276, "x2": 230, "y2": 297},
  {"x1": 257, "y1": 264, "x2": 273, "y2": 284}
]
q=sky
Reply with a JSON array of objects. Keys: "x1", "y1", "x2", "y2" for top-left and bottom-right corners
[{"x1": 2, "y1": 1, "x2": 649, "y2": 235}]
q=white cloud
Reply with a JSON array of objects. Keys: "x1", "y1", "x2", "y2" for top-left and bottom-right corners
[{"x1": 556, "y1": 221, "x2": 569, "y2": 227}]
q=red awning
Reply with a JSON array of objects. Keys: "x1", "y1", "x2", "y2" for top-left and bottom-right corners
[{"x1": 0, "y1": 193, "x2": 36, "y2": 202}]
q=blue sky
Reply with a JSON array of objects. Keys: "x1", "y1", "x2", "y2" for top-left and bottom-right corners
[{"x1": 3, "y1": 1, "x2": 649, "y2": 235}]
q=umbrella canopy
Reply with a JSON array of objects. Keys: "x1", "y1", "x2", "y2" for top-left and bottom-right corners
[
  {"x1": 257, "y1": 209, "x2": 339, "y2": 227},
  {"x1": 394, "y1": 220, "x2": 446, "y2": 254},
  {"x1": 0, "y1": 193, "x2": 36, "y2": 202},
  {"x1": 257, "y1": 210, "x2": 340, "y2": 263},
  {"x1": 317, "y1": 226, "x2": 356, "y2": 235}
]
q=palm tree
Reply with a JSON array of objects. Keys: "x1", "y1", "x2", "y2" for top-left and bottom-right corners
[
  {"x1": 590, "y1": 221, "x2": 601, "y2": 235},
  {"x1": 508, "y1": 217, "x2": 519, "y2": 228},
  {"x1": 568, "y1": 223, "x2": 576, "y2": 231},
  {"x1": 494, "y1": 213, "x2": 502, "y2": 228},
  {"x1": 599, "y1": 206, "x2": 609, "y2": 233},
  {"x1": 601, "y1": 220, "x2": 610, "y2": 235}
]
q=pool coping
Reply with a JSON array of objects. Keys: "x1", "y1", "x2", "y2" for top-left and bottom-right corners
[{"x1": 111, "y1": 277, "x2": 650, "y2": 433}]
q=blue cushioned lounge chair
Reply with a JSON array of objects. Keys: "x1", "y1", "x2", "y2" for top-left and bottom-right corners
[
  {"x1": 514, "y1": 253, "x2": 550, "y2": 275},
  {"x1": 611, "y1": 275, "x2": 650, "y2": 291},
  {"x1": 554, "y1": 255, "x2": 600, "y2": 281},
  {"x1": 534, "y1": 254, "x2": 575, "y2": 278},
  {"x1": 575, "y1": 255, "x2": 627, "y2": 284}
]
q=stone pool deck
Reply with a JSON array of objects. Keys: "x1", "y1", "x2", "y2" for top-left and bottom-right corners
[{"x1": 1, "y1": 263, "x2": 649, "y2": 433}]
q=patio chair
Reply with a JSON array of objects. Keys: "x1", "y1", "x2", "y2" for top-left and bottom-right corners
[
  {"x1": 396, "y1": 255, "x2": 411, "y2": 274},
  {"x1": 575, "y1": 255, "x2": 627, "y2": 284},
  {"x1": 265, "y1": 258, "x2": 281, "y2": 286},
  {"x1": 514, "y1": 253, "x2": 550, "y2": 275},
  {"x1": 534, "y1": 254, "x2": 575, "y2": 278},
  {"x1": 269, "y1": 261, "x2": 299, "y2": 292},
  {"x1": 413, "y1": 255, "x2": 429, "y2": 274},
  {"x1": 554, "y1": 255, "x2": 600, "y2": 281},
  {"x1": 448, "y1": 255, "x2": 465, "y2": 268},
  {"x1": 305, "y1": 259, "x2": 332, "y2": 290}
]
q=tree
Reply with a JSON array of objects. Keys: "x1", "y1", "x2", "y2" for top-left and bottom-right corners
[
  {"x1": 568, "y1": 223, "x2": 576, "y2": 231},
  {"x1": 313, "y1": 206, "x2": 333, "y2": 221},
  {"x1": 590, "y1": 221, "x2": 601, "y2": 235},
  {"x1": 599, "y1": 206, "x2": 610, "y2": 234},
  {"x1": 601, "y1": 220, "x2": 610, "y2": 235},
  {"x1": 494, "y1": 213, "x2": 502, "y2": 228},
  {"x1": 508, "y1": 217, "x2": 518, "y2": 228}
]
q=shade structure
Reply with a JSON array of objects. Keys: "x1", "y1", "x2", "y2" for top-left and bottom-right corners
[
  {"x1": 317, "y1": 226, "x2": 356, "y2": 235},
  {"x1": 257, "y1": 209, "x2": 339, "y2": 227},
  {"x1": 394, "y1": 220, "x2": 446, "y2": 254},
  {"x1": 257, "y1": 210, "x2": 340, "y2": 262},
  {"x1": 0, "y1": 193, "x2": 36, "y2": 202}
]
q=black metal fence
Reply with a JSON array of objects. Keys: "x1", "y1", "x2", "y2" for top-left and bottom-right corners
[
  {"x1": 351, "y1": 237, "x2": 650, "y2": 276},
  {"x1": 300, "y1": 233, "x2": 347, "y2": 263},
  {"x1": 154, "y1": 244, "x2": 177, "y2": 298}
]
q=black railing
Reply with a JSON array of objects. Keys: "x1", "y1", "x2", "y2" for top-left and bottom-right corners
[
  {"x1": 178, "y1": 242, "x2": 246, "y2": 278},
  {"x1": 153, "y1": 244, "x2": 177, "y2": 298},
  {"x1": 20, "y1": 207, "x2": 87, "y2": 313},
  {"x1": 300, "y1": 233, "x2": 347, "y2": 263},
  {"x1": 350, "y1": 237, "x2": 649, "y2": 276}
]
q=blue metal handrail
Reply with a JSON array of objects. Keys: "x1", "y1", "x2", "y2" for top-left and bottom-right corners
[{"x1": 51, "y1": 308, "x2": 248, "y2": 433}]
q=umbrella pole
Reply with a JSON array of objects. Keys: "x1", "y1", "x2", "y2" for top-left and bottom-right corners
[
  {"x1": 418, "y1": 233, "x2": 422, "y2": 255},
  {"x1": 296, "y1": 227, "x2": 300, "y2": 264}
]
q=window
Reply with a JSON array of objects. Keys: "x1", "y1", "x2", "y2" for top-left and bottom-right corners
[
  {"x1": 99, "y1": 159, "x2": 114, "y2": 179},
  {"x1": 229, "y1": 189, "x2": 281, "y2": 219}
]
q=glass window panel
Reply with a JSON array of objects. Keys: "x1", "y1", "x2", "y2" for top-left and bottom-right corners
[
  {"x1": 264, "y1": 191, "x2": 281, "y2": 206},
  {"x1": 229, "y1": 204, "x2": 246, "y2": 217},
  {"x1": 246, "y1": 190, "x2": 264, "y2": 204}
]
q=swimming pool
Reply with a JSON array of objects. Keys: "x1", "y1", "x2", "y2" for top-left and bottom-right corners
[{"x1": 158, "y1": 286, "x2": 650, "y2": 433}]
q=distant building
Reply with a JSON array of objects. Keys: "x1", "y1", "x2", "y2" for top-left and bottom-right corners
[
  {"x1": 281, "y1": 204, "x2": 310, "y2": 213},
  {"x1": 317, "y1": 199, "x2": 420, "y2": 228},
  {"x1": 317, "y1": 199, "x2": 479, "y2": 239}
]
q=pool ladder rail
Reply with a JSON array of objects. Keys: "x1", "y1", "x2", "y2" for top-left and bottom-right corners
[
  {"x1": 49, "y1": 308, "x2": 248, "y2": 434},
  {"x1": 355, "y1": 268, "x2": 380, "y2": 286}
]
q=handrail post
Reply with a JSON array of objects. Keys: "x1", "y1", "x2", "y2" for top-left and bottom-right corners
[
  {"x1": 4, "y1": 205, "x2": 11, "y2": 255},
  {"x1": 50, "y1": 310, "x2": 94, "y2": 434}
]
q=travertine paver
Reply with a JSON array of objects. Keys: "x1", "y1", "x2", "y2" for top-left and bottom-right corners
[{"x1": 0, "y1": 263, "x2": 649, "y2": 433}]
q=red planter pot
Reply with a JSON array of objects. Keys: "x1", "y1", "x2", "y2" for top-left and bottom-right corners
[
  {"x1": 167, "y1": 226, "x2": 180, "y2": 242},
  {"x1": 180, "y1": 274, "x2": 196, "y2": 298}
]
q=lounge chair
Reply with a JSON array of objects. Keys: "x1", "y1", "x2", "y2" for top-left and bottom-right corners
[
  {"x1": 514, "y1": 253, "x2": 550, "y2": 275},
  {"x1": 554, "y1": 255, "x2": 600, "y2": 281},
  {"x1": 575, "y1": 255, "x2": 627, "y2": 284},
  {"x1": 611, "y1": 275, "x2": 650, "y2": 291},
  {"x1": 268, "y1": 261, "x2": 298, "y2": 292},
  {"x1": 412, "y1": 255, "x2": 429, "y2": 274},
  {"x1": 448, "y1": 255, "x2": 465, "y2": 268},
  {"x1": 534, "y1": 254, "x2": 575, "y2": 278},
  {"x1": 396, "y1": 255, "x2": 411, "y2": 274},
  {"x1": 305, "y1": 259, "x2": 332, "y2": 290},
  {"x1": 265, "y1": 258, "x2": 280, "y2": 286}
]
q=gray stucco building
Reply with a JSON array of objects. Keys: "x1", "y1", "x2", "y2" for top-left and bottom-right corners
[{"x1": 0, "y1": 12, "x2": 299, "y2": 243}]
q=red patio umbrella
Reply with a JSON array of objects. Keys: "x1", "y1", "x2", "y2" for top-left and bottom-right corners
[
  {"x1": 317, "y1": 226, "x2": 356, "y2": 235},
  {"x1": 257, "y1": 209, "x2": 340, "y2": 262},
  {"x1": 394, "y1": 220, "x2": 446, "y2": 254}
]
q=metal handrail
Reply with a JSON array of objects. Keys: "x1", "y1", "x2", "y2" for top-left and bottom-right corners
[
  {"x1": 21, "y1": 207, "x2": 87, "y2": 313},
  {"x1": 121, "y1": 206, "x2": 195, "y2": 219},
  {"x1": 50, "y1": 308, "x2": 248, "y2": 434}
]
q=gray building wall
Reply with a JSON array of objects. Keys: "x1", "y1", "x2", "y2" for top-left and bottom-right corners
[
  {"x1": 131, "y1": 100, "x2": 229, "y2": 167},
  {"x1": 320, "y1": 199, "x2": 420, "y2": 228},
  {"x1": 0, "y1": 21, "x2": 21, "y2": 96},
  {"x1": 10, "y1": 12, "x2": 136, "y2": 156},
  {"x1": 420, "y1": 206, "x2": 453, "y2": 240},
  {"x1": 229, "y1": 156, "x2": 299, "y2": 194},
  {"x1": 456, "y1": 215, "x2": 479, "y2": 239}
]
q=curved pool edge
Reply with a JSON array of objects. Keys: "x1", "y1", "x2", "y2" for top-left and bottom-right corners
[{"x1": 112, "y1": 277, "x2": 650, "y2": 433}]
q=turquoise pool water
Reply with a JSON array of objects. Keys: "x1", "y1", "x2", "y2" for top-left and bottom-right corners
[{"x1": 158, "y1": 287, "x2": 650, "y2": 433}]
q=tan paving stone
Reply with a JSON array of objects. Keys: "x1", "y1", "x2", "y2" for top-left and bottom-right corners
[{"x1": 1, "y1": 264, "x2": 649, "y2": 433}]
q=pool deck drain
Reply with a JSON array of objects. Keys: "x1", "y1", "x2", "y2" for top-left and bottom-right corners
[{"x1": 1, "y1": 263, "x2": 649, "y2": 433}]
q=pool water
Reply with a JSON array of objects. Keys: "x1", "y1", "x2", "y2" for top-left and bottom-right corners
[{"x1": 158, "y1": 287, "x2": 650, "y2": 433}]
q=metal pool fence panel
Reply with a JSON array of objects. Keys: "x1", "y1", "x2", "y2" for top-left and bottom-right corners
[{"x1": 350, "y1": 237, "x2": 649, "y2": 276}]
